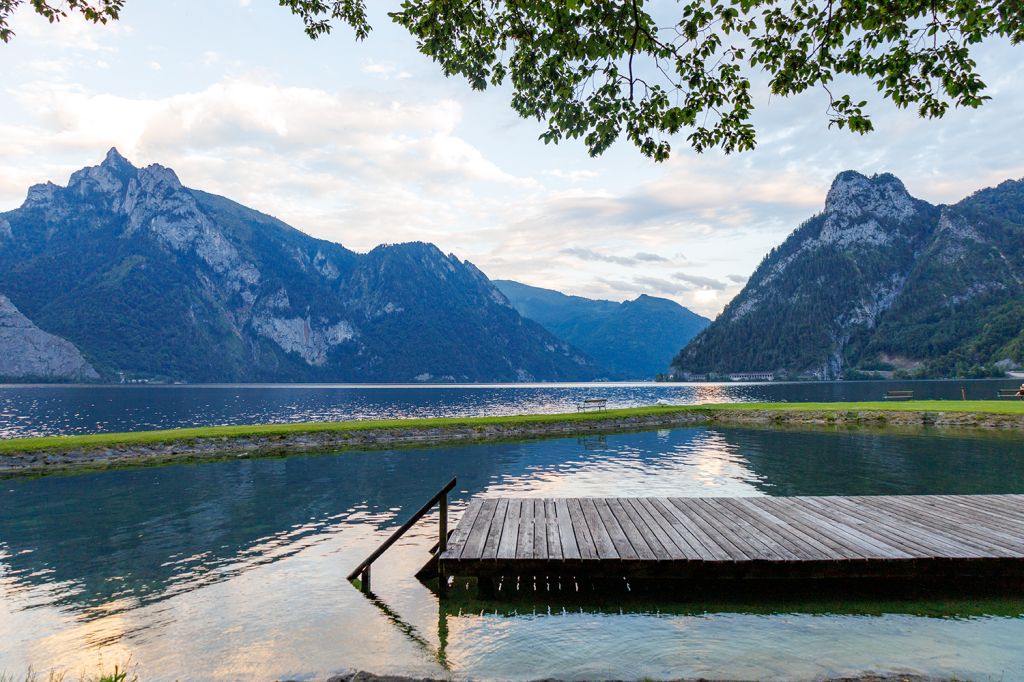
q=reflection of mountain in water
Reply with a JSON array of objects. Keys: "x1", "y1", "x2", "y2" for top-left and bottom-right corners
[{"x1": 2, "y1": 426, "x2": 1022, "y2": 618}]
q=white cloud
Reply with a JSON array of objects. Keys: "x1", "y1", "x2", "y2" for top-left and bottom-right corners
[
  {"x1": 360, "y1": 60, "x2": 414, "y2": 81},
  {"x1": 543, "y1": 168, "x2": 599, "y2": 182},
  {"x1": 2, "y1": 78, "x2": 522, "y2": 189}
]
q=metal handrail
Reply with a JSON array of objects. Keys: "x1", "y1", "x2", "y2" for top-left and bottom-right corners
[{"x1": 347, "y1": 477, "x2": 456, "y2": 592}]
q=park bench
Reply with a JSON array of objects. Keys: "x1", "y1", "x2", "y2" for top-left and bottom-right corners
[
  {"x1": 883, "y1": 390, "x2": 914, "y2": 400},
  {"x1": 997, "y1": 388, "x2": 1023, "y2": 399},
  {"x1": 577, "y1": 398, "x2": 608, "y2": 412}
]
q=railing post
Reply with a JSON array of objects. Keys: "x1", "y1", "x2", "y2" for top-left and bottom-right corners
[
  {"x1": 439, "y1": 489, "x2": 448, "y2": 553},
  {"x1": 438, "y1": 489, "x2": 449, "y2": 597},
  {"x1": 347, "y1": 478, "x2": 457, "y2": 586}
]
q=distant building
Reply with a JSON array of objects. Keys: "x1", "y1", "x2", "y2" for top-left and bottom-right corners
[
  {"x1": 729, "y1": 372, "x2": 775, "y2": 382},
  {"x1": 674, "y1": 371, "x2": 709, "y2": 382}
]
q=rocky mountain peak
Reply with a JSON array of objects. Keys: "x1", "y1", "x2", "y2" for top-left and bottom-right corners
[
  {"x1": 68, "y1": 147, "x2": 138, "y2": 198},
  {"x1": 59, "y1": 149, "x2": 183, "y2": 205},
  {"x1": 22, "y1": 181, "x2": 60, "y2": 209},
  {"x1": 823, "y1": 170, "x2": 916, "y2": 222},
  {"x1": 102, "y1": 147, "x2": 134, "y2": 171}
]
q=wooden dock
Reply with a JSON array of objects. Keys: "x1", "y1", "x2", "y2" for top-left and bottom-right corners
[{"x1": 438, "y1": 494, "x2": 1024, "y2": 584}]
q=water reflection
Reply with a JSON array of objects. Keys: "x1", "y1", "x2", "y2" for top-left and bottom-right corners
[{"x1": 1, "y1": 426, "x2": 1024, "y2": 679}]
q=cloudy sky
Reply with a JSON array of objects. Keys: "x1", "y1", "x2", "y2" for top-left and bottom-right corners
[{"x1": 1, "y1": 2, "x2": 1022, "y2": 318}]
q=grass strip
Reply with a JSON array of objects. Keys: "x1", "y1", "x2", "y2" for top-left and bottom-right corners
[{"x1": 1, "y1": 400, "x2": 1021, "y2": 455}]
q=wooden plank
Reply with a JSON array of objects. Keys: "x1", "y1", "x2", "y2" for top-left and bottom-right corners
[
  {"x1": 942, "y1": 494, "x2": 1024, "y2": 522},
  {"x1": 750, "y1": 497, "x2": 882, "y2": 560},
  {"x1": 745, "y1": 496, "x2": 857, "y2": 560},
  {"x1": 847, "y1": 495, "x2": 1010, "y2": 557},
  {"x1": 932, "y1": 495, "x2": 1024, "y2": 531},
  {"x1": 778, "y1": 497, "x2": 904, "y2": 559},
  {"x1": 545, "y1": 499, "x2": 564, "y2": 560},
  {"x1": 567, "y1": 498, "x2": 598, "y2": 560},
  {"x1": 496, "y1": 499, "x2": 521, "y2": 560},
  {"x1": 795, "y1": 496, "x2": 920, "y2": 559},
  {"x1": 859, "y1": 496, "x2": 1022, "y2": 557},
  {"x1": 718, "y1": 497, "x2": 832, "y2": 561},
  {"x1": 701, "y1": 497, "x2": 798, "y2": 561},
  {"x1": 651, "y1": 497, "x2": 734, "y2": 561},
  {"x1": 458, "y1": 498, "x2": 498, "y2": 560},
  {"x1": 631, "y1": 498, "x2": 705, "y2": 560},
  {"x1": 442, "y1": 499, "x2": 483, "y2": 559},
  {"x1": 625, "y1": 498, "x2": 696, "y2": 560},
  {"x1": 481, "y1": 498, "x2": 509, "y2": 560},
  {"x1": 670, "y1": 498, "x2": 758, "y2": 561},
  {"x1": 580, "y1": 498, "x2": 619, "y2": 560},
  {"x1": 792, "y1": 497, "x2": 914, "y2": 559},
  {"x1": 819, "y1": 496, "x2": 979, "y2": 559},
  {"x1": 516, "y1": 495, "x2": 535, "y2": 561},
  {"x1": 595, "y1": 498, "x2": 639, "y2": 560},
  {"x1": 608, "y1": 498, "x2": 661, "y2": 560},
  {"x1": 533, "y1": 498, "x2": 549, "y2": 560},
  {"x1": 555, "y1": 499, "x2": 582, "y2": 560}
]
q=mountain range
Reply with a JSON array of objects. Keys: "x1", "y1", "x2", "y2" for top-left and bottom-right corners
[
  {"x1": 495, "y1": 280, "x2": 709, "y2": 379},
  {"x1": 0, "y1": 149, "x2": 601, "y2": 383},
  {"x1": 673, "y1": 171, "x2": 1024, "y2": 379},
  {"x1": 5, "y1": 150, "x2": 1020, "y2": 384}
]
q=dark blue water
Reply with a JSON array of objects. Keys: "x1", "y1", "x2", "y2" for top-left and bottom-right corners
[
  {"x1": 2, "y1": 425, "x2": 1023, "y2": 680},
  {"x1": 1, "y1": 379, "x2": 1019, "y2": 438}
]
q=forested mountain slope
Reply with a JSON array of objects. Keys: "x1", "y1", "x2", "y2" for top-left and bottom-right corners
[
  {"x1": 673, "y1": 172, "x2": 1024, "y2": 379},
  {"x1": 496, "y1": 280, "x2": 709, "y2": 379}
]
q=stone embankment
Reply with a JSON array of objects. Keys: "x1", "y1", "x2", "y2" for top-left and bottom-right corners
[
  {"x1": 709, "y1": 408, "x2": 1024, "y2": 430},
  {"x1": 0, "y1": 411, "x2": 711, "y2": 477},
  {"x1": 2, "y1": 407, "x2": 1022, "y2": 477}
]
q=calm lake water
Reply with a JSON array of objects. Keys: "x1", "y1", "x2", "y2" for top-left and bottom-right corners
[
  {"x1": 2, "y1": 424, "x2": 1024, "y2": 680},
  {"x1": 0, "y1": 378, "x2": 1020, "y2": 438}
]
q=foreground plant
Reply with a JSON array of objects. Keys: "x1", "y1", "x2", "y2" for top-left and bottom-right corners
[{"x1": 0, "y1": 663, "x2": 138, "y2": 682}]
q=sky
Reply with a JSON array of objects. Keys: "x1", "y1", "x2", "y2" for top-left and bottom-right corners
[{"x1": 1, "y1": 1, "x2": 1022, "y2": 318}]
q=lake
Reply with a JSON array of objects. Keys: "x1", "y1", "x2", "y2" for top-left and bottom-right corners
[
  {"x1": 2, "y1": 422, "x2": 1024, "y2": 680},
  {"x1": 0, "y1": 378, "x2": 1020, "y2": 438}
]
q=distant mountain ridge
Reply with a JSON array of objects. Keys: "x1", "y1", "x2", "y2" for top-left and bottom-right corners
[
  {"x1": 673, "y1": 171, "x2": 1024, "y2": 379},
  {"x1": 495, "y1": 280, "x2": 710, "y2": 379},
  {"x1": 0, "y1": 149, "x2": 600, "y2": 383}
]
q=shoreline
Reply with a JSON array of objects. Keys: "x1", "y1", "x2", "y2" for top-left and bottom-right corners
[
  {"x1": 2, "y1": 401, "x2": 1022, "y2": 477},
  {"x1": 318, "y1": 672, "x2": 937, "y2": 682}
]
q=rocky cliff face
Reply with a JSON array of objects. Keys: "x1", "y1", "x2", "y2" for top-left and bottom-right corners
[
  {"x1": 0, "y1": 295, "x2": 99, "y2": 380},
  {"x1": 673, "y1": 172, "x2": 1024, "y2": 379},
  {"x1": 0, "y1": 150, "x2": 599, "y2": 382}
]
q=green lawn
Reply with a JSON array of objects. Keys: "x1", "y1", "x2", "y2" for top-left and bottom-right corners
[
  {"x1": 0, "y1": 405, "x2": 691, "y2": 454},
  {"x1": 707, "y1": 399, "x2": 1024, "y2": 414},
  {"x1": 0, "y1": 400, "x2": 1021, "y2": 455}
]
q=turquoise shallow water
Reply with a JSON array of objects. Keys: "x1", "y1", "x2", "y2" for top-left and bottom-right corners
[{"x1": 1, "y1": 425, "x2": 1024, "y2": 680}]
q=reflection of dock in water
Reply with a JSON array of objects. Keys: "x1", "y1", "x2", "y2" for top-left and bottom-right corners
[
  {"x1": 439, "y1": 494, "x2": 1024, "y2": 593},
  {"x1": 354, "y1": 494, "x2": 1024, "y2": 669}
]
